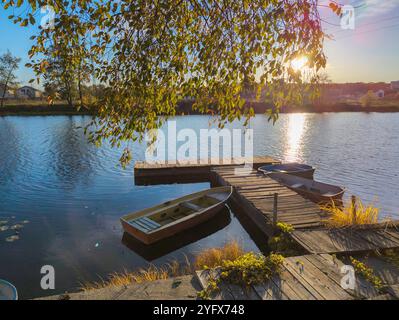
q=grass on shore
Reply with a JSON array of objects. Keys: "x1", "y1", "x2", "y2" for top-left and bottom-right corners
[
  {"x1": 2, "y1": 99, "x2": 68, "y2": 107},
  {"x1": 81, "y1": 241, "x2": 245, "y2": 292},
  {"x1": 194, "y1": 241, "x2": 245, "y2": 270},
  {"x1": 321, "y1": 198, "x2": 380, "y2": 227}
]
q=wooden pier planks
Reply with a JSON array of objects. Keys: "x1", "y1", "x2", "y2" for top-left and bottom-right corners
[
  {"x1": 195, "y1": 254, "x2": 381, "y2": 300},
  {"x1": 135, "y1": 159, "x2": 399, "y2": 255},
  {"x1": 212, "y1": 165, "x2": 399, "y2": 255},
  {"x1": 292, "y1": 227, "x2": 399, "y2": 254},
  {"x1": 211, "y1": 166, "x2": 328, "y2": 231},
  {"x1": 134, "y1": 156, "x2": 279, "y2": 185}
]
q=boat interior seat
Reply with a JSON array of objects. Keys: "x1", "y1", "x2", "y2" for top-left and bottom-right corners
[
  {"x1": 129, "y1": 216, "x2": 161, "y2": 233},
  {"x1": 206, "y1": 193, "x2": 224, "y2": 202},
  {"x1": 180, "y1": 201, "x2": 204, "y2": 212}
]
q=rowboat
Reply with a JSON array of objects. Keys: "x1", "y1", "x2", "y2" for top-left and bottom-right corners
[
  {"x1": 122, "y1": 208, "x2": 231, "y2": 261},
  {"x1": 268, "y1": 172, "x2": 345, "y2": 204},
  {"x1": 258, "y1": 163, "x2": 315, "y2": 179},
  {"x1": 120, "y1": 186, "x2": 233, "y2": 244},
  {"x1": 0, "y1": 279, "x2": 18, "y2": 300}
]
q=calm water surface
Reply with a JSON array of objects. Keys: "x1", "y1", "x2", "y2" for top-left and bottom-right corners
[{"x1": 0, "y1": 113, "x2": 398, "y2": 298}]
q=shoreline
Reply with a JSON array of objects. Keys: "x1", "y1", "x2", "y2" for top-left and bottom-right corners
[
  {"x1": 1, "y1": 102, "x2": 399, "y2": 117},
  {"x1": 0, "y1": 104, "x2": 93, "y2": 116}
]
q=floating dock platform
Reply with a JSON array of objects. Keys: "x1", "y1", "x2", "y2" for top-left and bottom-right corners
[{"x1": 134, "y1": 156, "x2": 279, "y2": 185}]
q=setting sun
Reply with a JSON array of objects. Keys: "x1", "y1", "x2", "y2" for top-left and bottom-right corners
[{"x1": 291, "y1": 56, "x2": 309, "y2": 71}]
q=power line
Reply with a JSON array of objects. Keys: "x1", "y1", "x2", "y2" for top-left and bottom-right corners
[
  {"x1": 332, "y1": 22, "x2": 399, "y2": 40},
  {"x1": 324, "y1": 14, "x2": 399, "y2": 34},
  {"x1": 321, "y1": 0, "x2": 390, "y2": 33}
]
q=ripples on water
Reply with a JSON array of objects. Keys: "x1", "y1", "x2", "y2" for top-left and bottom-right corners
[{"x1": 0, "y1": 113, "x2": 398, "y2": 298}]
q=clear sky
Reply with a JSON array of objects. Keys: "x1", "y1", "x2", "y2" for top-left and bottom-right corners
[{"x1": 0, "y1": 0, "x2": 399, "y2": 86}]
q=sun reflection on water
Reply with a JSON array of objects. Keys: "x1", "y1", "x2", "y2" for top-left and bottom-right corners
[{"x1": 284, "y1": 113, "x2": 306, "y2": 162}]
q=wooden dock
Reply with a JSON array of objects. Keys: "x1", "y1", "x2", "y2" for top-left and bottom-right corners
[
  {"x1": 210, "y1": 165, "x2": 399, "y2": 254},
  {"x1": 210, "y1": 166, "x2": 328, "y2": 235},
  {"x1": 135, "y1": 159, "x2": 399, "y2": 255},
  {"x1": 134, "y1": 158, "x2": 399, "y2": 300},
  {"x1": 292, "y1": 225, "x2": 399, "y2": 254},
  {"x1": 196, "y1": 254, "x2": 382, "y2": 300},
  {"x1": 134, "y1": 156, "x2": 279, "y2": 185}
]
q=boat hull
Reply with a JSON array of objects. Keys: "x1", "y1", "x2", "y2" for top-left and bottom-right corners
[
  {"x1": 120, "y1": 186, "x2": 233, "y2": 245},
  {"x1": 121, "y1": 202, "x2": 225, "y2": 245},
  {"x1": 258, "y1": 163, "x2": 315, "y2": 179},
  {"x1": 268, "y1": 172, "x2": 345, "y2": 205},
  {"x1": 292, "y1": 186, "x2": 344, "y2": 205}
]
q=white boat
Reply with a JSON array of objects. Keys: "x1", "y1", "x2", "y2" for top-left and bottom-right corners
[
  {"x1": 120, "y1": 186, "x2": 233, "y2": 244},
  {"x1": 268, "y1": 172, "x2": 345, "y2": 204}
]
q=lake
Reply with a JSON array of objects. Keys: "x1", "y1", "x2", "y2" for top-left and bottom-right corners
[{"x1": 1, "y1": 113, "x2": 398, "y2": 298}]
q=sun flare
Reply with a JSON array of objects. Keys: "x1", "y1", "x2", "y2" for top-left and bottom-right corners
[{"x1": 291, "y1": 56, "x2": 308, "y2": 72}]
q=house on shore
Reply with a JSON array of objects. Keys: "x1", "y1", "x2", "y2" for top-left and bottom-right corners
[
  {"x1": 391, "y1": 81, "x2": 399, "y2": 91},
  {"x1": 16, "y1": 86, "x2": 43, "y2": 99}
]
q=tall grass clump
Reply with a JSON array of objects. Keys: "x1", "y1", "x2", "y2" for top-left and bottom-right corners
[
  {"x1": 321, "y1": 198, "x2": 379, "y2": 227},
  {"x1": 194, "y1": 240, "x2": 245, "y2": 269}
]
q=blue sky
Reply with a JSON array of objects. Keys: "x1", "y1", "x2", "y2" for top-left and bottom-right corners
[{"x1": 1, "y1": 0, "x2": 399, "y2": 86}]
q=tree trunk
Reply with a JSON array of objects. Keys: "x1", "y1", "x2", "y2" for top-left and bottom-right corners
[
  {"x1": 0, "y1": 70, "x2": 12, "y2": 108},
  {"x1": 78, "y1": 77, "x2": 83, "y2": 109},
  {"x1": 77, "y1": 61, "x2": 84, "y2": 109}
]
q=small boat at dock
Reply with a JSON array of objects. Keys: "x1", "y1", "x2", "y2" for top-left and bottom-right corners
[
  {"x1": 0, "y1": 279, "x2": 18, "y2": 300},
  {"x1": 258, "y1": 163, "x2": 315, "y2": 179},
  {"x1": 120, "y1": 186, "x2": 233, "y2": 244},
  {"x1": 268, "y1": 172, "x2": 345, "y2": 204},
  {"x1": 122, "y1": 208, "x2": 231, "y2": 261}
]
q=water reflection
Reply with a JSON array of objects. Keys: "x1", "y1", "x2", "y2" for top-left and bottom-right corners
[
  {"x1": 283, "y1": 113, "x2": 306, "y2": 162},
  {"x1": 48, "y1": 117, "x2": 97, "y2": 189},
  {"x1": 122, "y1": 208, "x2": 232, "y2": 261},
  {"x1": 0, "y1": 119, "x2": 22, "y2": 185}
]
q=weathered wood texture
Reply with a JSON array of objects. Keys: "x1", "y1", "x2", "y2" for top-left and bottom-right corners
[
  {"x1": 134, "y1": 156, "x2": 279, "y2": 185},
  {"x1": 211, "y1": 166, "x2": 328, "y2": 234},
  {"x1": 292, "y1": 227, "x2": 399, "y2": 254},
  {"x1": 196, "y1": 254, "x2": 382, "y2": 300}
]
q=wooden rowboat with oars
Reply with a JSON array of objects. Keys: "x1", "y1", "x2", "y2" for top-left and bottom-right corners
[{"x1": 120, "y1": 186, "x2": 233, "y2": 245}]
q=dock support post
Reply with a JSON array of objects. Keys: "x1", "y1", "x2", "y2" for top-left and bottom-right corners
[
  {"x1": 351, "y1": 195, "x2": 357, "y2": 225},
  {"x1": 272, "y1": 193, "x2": 278, "y2": 235}
]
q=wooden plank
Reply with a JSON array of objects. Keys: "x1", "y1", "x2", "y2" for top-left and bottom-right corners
[
  {"x1": 195, "y1": 270, "x2": 235, "y2": 300},
  {"x1": 355, "y1": 229, "x2": 399, "y2": 249},
  {"x1": 318, "y1": 254, "x2": 379, "y2": 299},
  {"x1": 384, "y1": 229, "x2": 399, "y2": 241},
  {"x1": 297, "y1": 257, "x2": 351, "y2": 300},
  {"x1": 252, "y1": 282, "x2": 284, "y2": 300},
  {"x1": 282, "y1": 259, "x2": 325, "y2": 300},
  {"x1": 292, "y1": 230, "x2": 339, "y2": 253},
  {"x1": 136, "y1": 156, "x2": 278, "y2": 169},
  {"x1": 274, "y1": 269, "x2": 317, "y2": 300},
  {"x1": 284, "y1": 257, "x2": 350, "y2": 300},
  {"x1": 385, "y1": 284, "x2": 399, "y2": 299},
  {"x1": 195, "y1": 269, "x2": 260, "y2": 300},
  {"x1": 291, "y1": 229, "x2": 392, "y2": 254}
]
